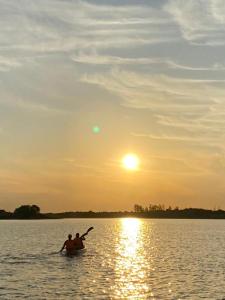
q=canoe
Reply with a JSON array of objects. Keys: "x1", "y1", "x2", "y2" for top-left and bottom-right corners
[{"x1": 62, "y1": 248, "x2": 86, "y2": 256}]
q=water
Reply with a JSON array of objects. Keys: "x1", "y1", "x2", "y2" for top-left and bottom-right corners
[{"x1": 0, "y1": 218, "x2": 225, "y2": 299}]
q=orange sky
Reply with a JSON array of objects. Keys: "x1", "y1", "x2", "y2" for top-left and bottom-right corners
[{"x1": 1, "y1": 0, "x2": 225, "y2": 212}]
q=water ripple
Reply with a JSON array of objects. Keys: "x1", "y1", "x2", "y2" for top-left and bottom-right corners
[{"x1": 0, "y1": 219, "x2": 225, "y2": 299}]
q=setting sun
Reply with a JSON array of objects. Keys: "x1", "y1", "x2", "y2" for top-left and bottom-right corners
[{"x1": 122, "y1": 154, "x2": 140, "y2": 171}]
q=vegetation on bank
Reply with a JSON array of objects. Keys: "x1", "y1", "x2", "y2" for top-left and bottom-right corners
[
  {"x1": 0, "y1": 205, "x2": 42, "y2": 219},
  {"x1": 1, "y1": 204, "x2": 225, "y2": 219}
]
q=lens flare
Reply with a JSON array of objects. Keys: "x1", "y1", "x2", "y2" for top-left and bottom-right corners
[{"x1": 92, "y1": 126, "x2": 100, "y2": 134}]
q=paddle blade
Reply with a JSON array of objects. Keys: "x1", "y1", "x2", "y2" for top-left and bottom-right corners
[{"x1": 87, "y1": 226, "x2": 94, "y2": 233}]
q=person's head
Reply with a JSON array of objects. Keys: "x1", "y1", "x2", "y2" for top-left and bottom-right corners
[
  {"x1": 76, "y1": 233, "x2": 80, "y2": 238},
  {"x1": 68, "y1": 234, "x2": 72, "y2": 240}
]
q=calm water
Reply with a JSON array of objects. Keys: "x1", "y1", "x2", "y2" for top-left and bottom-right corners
[{"x1": 0, "y1": 218, "x2": 225, "y2": 299}]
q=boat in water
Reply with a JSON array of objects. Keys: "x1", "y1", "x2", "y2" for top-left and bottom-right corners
[
  {"x1": 59, "y1": 227, "x2": 93, "y2": 257},
  {"x1": 61, "y1": 247, "x2": 86, "y2": 257}
]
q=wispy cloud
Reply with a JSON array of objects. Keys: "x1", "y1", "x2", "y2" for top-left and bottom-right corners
[
  {"x1": 0, "y1": 0, "x2": 175, "y2": 57},
  {"x1": 72, "y1": 52, "x2": 163, "y2": 65},
  {"x1": 72, "y1": 51, "x2": 225, "y2": 73},
  {"x1": 132, "y1": 132, "x2": 212, "y2": 143},
  {"x1": 81, "y1": 68, "x2": 225, "y2": 110},
  {"x1": 166, "y1": 60, "x2": 225, "y2": 71},
  {"x1": 0, "y1": 56, "x2": 22, "y2": 71},
  {"x1": 165, "y1": 0, "x2": 225, "y2": 45},
  {"x1": 0, "y1": 91, "x2": 70, "y2": 115},
  {"x1": 81, "y1": 68, "x2": 225, "y2": 156}
]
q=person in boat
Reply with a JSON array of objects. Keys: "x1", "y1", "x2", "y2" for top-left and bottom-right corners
[
  {"x1": 73, "y1": 227, "x2": 94, "y2": 250},
  {"x1": 73, "y1": 233, "x2": 85, "y2": 250},
  {"x1": 59, "y1": 234, "x2": 75, "y2": 254}
]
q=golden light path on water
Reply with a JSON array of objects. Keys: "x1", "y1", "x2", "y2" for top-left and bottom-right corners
[{"x1": 113, "y1": 218, "x2": 152, "y2": 299}]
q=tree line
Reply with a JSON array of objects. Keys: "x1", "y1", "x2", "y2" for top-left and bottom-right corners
[
  {"x1": 1, "y1": 204, "x2": 225, "y2": 219},
  {"x1": 133, "y1": 203, "x2": 225, "y2": 218}
]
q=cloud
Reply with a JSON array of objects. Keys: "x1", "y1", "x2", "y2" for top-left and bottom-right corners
[
  {"x1": 132, "y1": 132, "x2": 211, "y2": 143},
  {"x1": 71, "y1": 52, "x2": 165, "y2": 65},
  {"x1": 166, "y1": 60, "x2": 225, "y2": 71},
  {"x1": 69, "y1": 50, "x2": 225, "y2": 97},
  {"x1": 0, "y1": 0, "x2": 175, "y2": 57},
  {"x1": 0, "y1": 56, "x2": 22, "y2": 71},
  {"x1": 81, "y1": 68, "x2": 225, "y2": 110},
  {"x1": 0, "y1": 91, "x2": 70, "y2": 115},
  {"x1": 72, "y1": 51, "x2": 225, "y2": 74},
  {"x1": 81, "y1": 68, "x2": 225, "y2": 155},
  {"x1": 165, "y1": 0, "x2": 225, "y2": 45},
  {"x1": 13, "y1": 98, "x2": 70, "y2": 114}
]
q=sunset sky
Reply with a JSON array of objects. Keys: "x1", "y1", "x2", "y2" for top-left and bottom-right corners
[{"x1": 1, "y1": 0, "x2": 225, "y2": 212}]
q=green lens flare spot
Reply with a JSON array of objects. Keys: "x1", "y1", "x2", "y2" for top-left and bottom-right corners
[{"x1": 92, "y1": 126, "x2": 100, "y2": 134}]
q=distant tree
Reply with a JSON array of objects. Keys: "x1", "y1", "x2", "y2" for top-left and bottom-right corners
[
  {"x1": 160, "y1": 204, "x2": 165, "y2": 211},
  {"x1": 13, "y1": 205, "x2": 41, "y2": 219},
  {"x1": 148, "y1": 203, "x2": 165, "y2": 211},
  {"x1": 144, "y1": 207, "x2": 149, "y2": 212},
  {"x1": 31, "y1": 205, "x2": 40, "y2": 214},
  {"x1": 134, "y1": 204, "x2": 144, "y2": 213},
  {"x1": 0, "y1": 209, "x2": 12, "y2": 219}
]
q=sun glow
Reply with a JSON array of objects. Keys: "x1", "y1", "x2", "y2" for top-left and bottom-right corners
[{"x1": 122, "y1": 154, "x2": 140, "y2": 171}]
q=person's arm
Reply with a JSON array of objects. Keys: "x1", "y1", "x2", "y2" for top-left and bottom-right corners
[
  {"x1": 80, "y1": 232, "x2": 88, "y2": 239},
  {"x1": 59, "y1": 241, "x2": 66, "y2": 252}
]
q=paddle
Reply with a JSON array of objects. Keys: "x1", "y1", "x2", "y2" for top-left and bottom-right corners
[
  {"x1": 87, "y1": 226, "x2": 94, "y2": 233},
  {"x1": 81, "y1": 226, "x2": 94, "y2": 238}
]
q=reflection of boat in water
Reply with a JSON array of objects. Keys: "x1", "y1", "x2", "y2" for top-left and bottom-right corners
[{"x1": 61, "y1": 248, "x2": 86, "y2": 257}]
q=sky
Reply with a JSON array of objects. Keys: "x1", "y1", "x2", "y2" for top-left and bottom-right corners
[{"x1": 1, "y1": 0, "x2": 225, "y2": 212}]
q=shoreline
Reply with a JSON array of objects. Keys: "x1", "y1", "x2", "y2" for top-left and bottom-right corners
[
  {"x1": 1, "y1": 212, "x2": 225, "y2": 220},
  {"x1": 2, "y1": 205, "x2": 225, "y2": 220}
]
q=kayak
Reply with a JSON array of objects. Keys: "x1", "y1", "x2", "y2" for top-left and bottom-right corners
[{"x1": 61, "y1": 248, "x2": 86, "y2": 257}]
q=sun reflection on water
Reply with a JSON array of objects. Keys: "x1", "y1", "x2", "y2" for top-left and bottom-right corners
[{"x1": 113, "y1": 218, "x2": 151, "y2": 299}]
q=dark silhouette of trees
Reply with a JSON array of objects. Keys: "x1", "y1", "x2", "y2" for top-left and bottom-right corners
[
  {"x1": 148, "y1": 204, "x2": 165, "y2": 211},
  {"x1": 134, "y1": 204, "x2": 144, "y2": 212},
  {"x1": 0, "y1": 209, "x2": 12, "y2": 219},
  {"x1": 1, "y1": 203, "x2": 225, "y2": 220},
  {"x1": 13, "y1": 205, "x2": 41, "y2": 219},
  {"x1": 134, "y1": 203, "x2": 166, "y2": 212},
  {"x1": 132, "y1": 203, "x2": 225, "y2": 219}
]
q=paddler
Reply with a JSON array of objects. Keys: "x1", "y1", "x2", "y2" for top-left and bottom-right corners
[
  {"x1": 59, "y1": 234, "x2": 75, "y2": 255},
  {"x1": 73, "y1": 227, "x2": 94, "y2": 250}
]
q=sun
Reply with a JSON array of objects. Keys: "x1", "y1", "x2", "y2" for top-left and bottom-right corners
[{"x1": 122, "y1": 153, "x2": 140, "y2": 171}]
